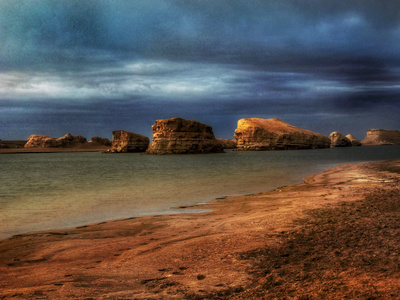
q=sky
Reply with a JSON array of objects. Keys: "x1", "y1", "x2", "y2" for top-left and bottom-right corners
[{"x1": 1, "y1": 0, "x2": 399, "y2": 141}]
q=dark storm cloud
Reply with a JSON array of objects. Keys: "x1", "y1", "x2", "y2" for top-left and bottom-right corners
[
  {"x1": 0, "y1": 0, "x2": 399, "y2": 140},
  {"x1": 2, "y1": 0, "x2": 400, "y2": 67},
  {"x1": 333, "y1": 58, "x2": 400, "y2": 87}
]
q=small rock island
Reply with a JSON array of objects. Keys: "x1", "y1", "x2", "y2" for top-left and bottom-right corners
[
  {"x1": 345, "y1": 134, "x2": 362, "y2": 146},
  {"x1": 89, "y1": 136, "x2": 112, "y2": 147},
  {"x1": 329, "y1": 132, "x2": 352, "y2": 147},
  {"x1": 111, "y1": 130, "x2": 150, "y2": 153}
]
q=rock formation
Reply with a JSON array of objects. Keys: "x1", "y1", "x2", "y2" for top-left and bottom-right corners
[
  {"x1": 111, "y1": 130, "x2": 149, "y2": 153},
  {"x1": 25, "y1": 133, "x2": 87, "y2": 148},
  {"x1": 25, "y1": 134, "x2": 54, "y2": 148},
  {"x1": 361, "y1": 129, "x2": 400, "y2": 145},
  {"x1": 234, "y1": 118, "x2": 330, "y2": 151},
  {"x1": 89, "y1": 136, "x2": 112, "y2": 147},
  {"x1": 216, "y1": 138, "x2": 237, "y2": 149},
  {"x1": 329, "y1": 132, "x2": 352, "y2": 147},
  {"x1": 146, "y1": 118, "x2": 224, "y2": 154},
  {"x1": 346, "y1": 134, "x2": 362, "y2": 146}
]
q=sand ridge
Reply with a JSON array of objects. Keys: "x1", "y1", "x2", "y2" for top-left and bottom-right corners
[{"x1": 0, "y1": 159, "x2": 399, "y2": 299}]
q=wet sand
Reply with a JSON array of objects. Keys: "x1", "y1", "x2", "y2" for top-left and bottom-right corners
[{"x1": 1, "y1": 159, "x2": 399, "y2": 299}]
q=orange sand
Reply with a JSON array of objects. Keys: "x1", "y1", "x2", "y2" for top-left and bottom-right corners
[{"x1": 0, "y1": 159, "x2": 399, "y2": 299}]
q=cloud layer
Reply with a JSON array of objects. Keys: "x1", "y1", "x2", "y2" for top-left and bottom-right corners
[{"x1": 1, "y1": 0, "x2": 399, "y2": 140}]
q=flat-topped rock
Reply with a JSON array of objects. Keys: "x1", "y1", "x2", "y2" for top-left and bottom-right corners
[
  {"x1": 346, "y1": 134, "x2": 362, "y2": 146},
  {"x1": 146, "y1": 118, "x2": 224, "y2": 154},
  {"x1": 234, "y1": 118, "x2": 330, "y2": 151},
  {"x1": 25, "y1": 133, "x2": 87, "y2": 148},
  {"x1": 329, "y1": 132, "x2": 352, "y2": 147},
  {"x1": 361, "y1": 129, "x2": 400, "y2": 145},
  {"x1": 111, "y1": 130, "x2": 149, "y2": 153}
]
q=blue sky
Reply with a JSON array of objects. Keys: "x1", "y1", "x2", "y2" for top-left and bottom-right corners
[{"x1": 1, "y1": 0, "x2": 399, "y2": 140}]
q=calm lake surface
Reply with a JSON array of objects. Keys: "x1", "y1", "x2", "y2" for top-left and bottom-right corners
[{"x1": 1, "y1": 146, "x2": 399, "y2": 239}]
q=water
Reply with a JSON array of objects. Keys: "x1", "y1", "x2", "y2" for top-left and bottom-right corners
[{"x1": 0, "y1": 146, "x2": 399, "y2": 240}]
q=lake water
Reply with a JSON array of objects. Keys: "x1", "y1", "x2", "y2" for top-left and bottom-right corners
[{"x1": 0, "y1": 146, "x2": 399, "y2": 240}]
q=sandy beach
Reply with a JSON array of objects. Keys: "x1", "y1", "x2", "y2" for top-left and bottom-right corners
[{"x1": 1, "y1": 159, "x2": 399, "y2": 299}]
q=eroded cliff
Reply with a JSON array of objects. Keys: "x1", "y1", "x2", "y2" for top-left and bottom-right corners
[{"x1": 146, "y1": 118, "x2": 224, "y2": 154}]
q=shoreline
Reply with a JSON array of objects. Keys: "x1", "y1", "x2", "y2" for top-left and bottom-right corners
[
  {"x1": 1, "y1": 159, "x2": 400, "y2": 298},
  {"x1": 0, "y1": 147, "x2": 110, "y2": 154}
]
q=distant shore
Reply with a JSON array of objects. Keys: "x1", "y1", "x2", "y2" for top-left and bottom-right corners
[
  {"x1": 0, "y1": 145, "x2": 109, "y2": 154},
  {"x1": 0, "y1": 139, "x2": 111, "y2": 154},
  {"x1": 1, "y1": 159, "x2": 399, "y2": 298}
]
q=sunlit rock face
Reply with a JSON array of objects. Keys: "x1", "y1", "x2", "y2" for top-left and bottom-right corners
[
  {"x1": 329, "y1": 132, "x2": 352, "y2": 147},
  {"x1": 25, "y1": 133, "x2": 87, "y2": 148},
  {"x1": 111, "y1": 130, "x2": 149, "y2": 153},
  {"x1": 234, "y1": 118, "x2": 330, "y2": 151},
  {"x1": 146, "y1": 117, "x2": 224, "y2": 154},
  {"x1": 361, "y1": 129, "x2": 400, "y2": 145},
  {"x1": 346, "y1": 134, "x2": 362, "y2": 146},
  {"x1": 24, "y1": 135, "x2": 50, "y2": 147}
]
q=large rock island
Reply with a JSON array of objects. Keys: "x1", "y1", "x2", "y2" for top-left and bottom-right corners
[
  {"x1": 110, "y1": 130, "x2": 149, "y2": 153},
  {"x1": 234, "y1": 118, "x2": 331, "y2": 151},
  {"x1": 146, "y1": 118, "x2": 224, "y2": 154},
  {"x1": 361, "y1": 129, "x2": 400, "y2": 145}
]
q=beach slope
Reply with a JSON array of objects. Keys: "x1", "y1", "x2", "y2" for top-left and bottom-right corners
[{"x1": 1, "y1": 159, "x2": 399, "y2": 299}]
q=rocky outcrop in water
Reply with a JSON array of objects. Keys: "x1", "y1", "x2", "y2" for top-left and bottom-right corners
[
  {"x1": 216, "y1": 138, "x2": 237, "y2": 149},
  {"x1": 346, "y1": 134, "x2": 362, "y2": 146},
  {"x1": 111, "y1": 130, "x2": 149, "y2": 153},
  {"x1": 89, "y1": 136, "x2": 112, "y2": 147},
  {"x1": 329, "y1": 132, "x2": 352, "y2": 147},
  {"x1": 361, "y1": 129, "x2": 400, "y2": 145},
  {"x1": 234, "y1": 118, "x2": 330, "y2": 151},
  {"x1": 146, "y1": 118, "x2": 224, "y2": 154},
  {"x1": 25, "y1": 133, "x2": 87, "y2": 148}
]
